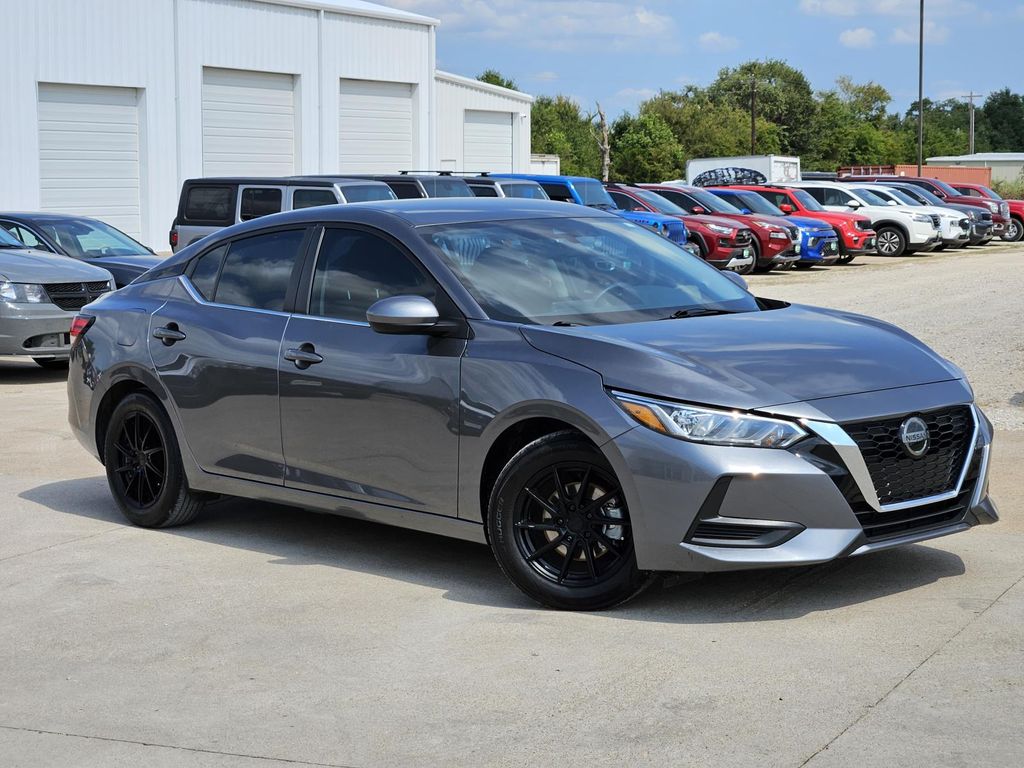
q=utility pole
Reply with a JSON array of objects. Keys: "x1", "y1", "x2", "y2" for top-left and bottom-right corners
[
  {"x1": 750, "y1": 77, "x2": 757, "y2": 154},
  {"x1": 965, "y1": 91, "x2": 983, "y2": 154},
  {"x1": 917, "y1": 0, "x2": 924, "y2": 175}
]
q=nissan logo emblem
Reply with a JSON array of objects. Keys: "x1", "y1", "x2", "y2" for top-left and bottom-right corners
[{"x1": 900, "y1": 416, "x2": 930, "y2": 458}]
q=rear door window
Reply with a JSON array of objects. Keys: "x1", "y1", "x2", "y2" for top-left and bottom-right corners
[
  {"x1": 239, "y1": 188, "x2": 283, "y2": 221},
  {"x1": 292, "y1": 188, "x2": 339, "y2": 210},
  {"x1": 540, "y1": 183, "x2": 575, "y2": 203},
  {"x1": 184, "y1": 186, "x2": 235, "y2": 225},
  {"x1": 388, "y1": 182, "x2": 423, "y2": 199},
  {"x1": 214, "y1": 229, "x2": 306, "y2": 311},
  {"x1": 470, "y1": 184, "x2": 499, "y2": 197}
]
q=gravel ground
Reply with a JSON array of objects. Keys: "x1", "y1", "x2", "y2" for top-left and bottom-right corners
[{"x1": 0, "y1": 242, "x2": 1021, "y2": 767}]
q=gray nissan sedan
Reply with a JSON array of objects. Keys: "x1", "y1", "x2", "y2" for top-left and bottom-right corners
[{"x1": 67, "y1": 199, "x2": 997, "y2": 610}]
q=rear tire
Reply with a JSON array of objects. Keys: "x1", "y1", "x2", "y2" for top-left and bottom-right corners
[
  {"x1": 103, "y1": 392, "x2": 206, "y2": 528},
  {"x1": 33, "y1": 358, "x2": 68, "y2": 370},
  {"x1": 875, "y1": 226, "x2": 907, "y2": 257},
  {"x1": 486, "y1": 432, "x2": 651, "y2": 611}
]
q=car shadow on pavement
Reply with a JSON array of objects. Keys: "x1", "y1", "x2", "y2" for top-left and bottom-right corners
[
  {"x1": 21, "y1": 476, "x2": 967, "y2": 623},
  {"x1": 0, "y1": 360, "x2": 68, "y2": 385}
]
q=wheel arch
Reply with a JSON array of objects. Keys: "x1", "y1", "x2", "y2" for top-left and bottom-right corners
[{"x1": 93, "y1": 365, "x2": 173, "y2": 463}]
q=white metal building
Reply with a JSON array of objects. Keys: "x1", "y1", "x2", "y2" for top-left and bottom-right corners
[
  {"x1": 927, "y1": 153, "x2": 1024, "y2": 184},
  {"x1": 0, "y1": 0, "x2": 533, "y2": 250}
]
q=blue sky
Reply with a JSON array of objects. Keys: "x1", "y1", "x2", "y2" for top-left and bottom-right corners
[{"x1": 388, "y1": 0, "x2": 1024, "y2": 117}]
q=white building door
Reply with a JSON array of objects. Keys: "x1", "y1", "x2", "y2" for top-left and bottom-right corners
[
  {"x1": 463, "y1": 110, "x2": 513, "y2": 173},
  {"x1": 37, "y1": 84, "x2": 142, "y2": 238},
  {"x1": 202, "y1": 68, "x2": 296, "y2": 177},
  {"x1": 338, "y1": 79, "x2": 414, "y2": 174}
]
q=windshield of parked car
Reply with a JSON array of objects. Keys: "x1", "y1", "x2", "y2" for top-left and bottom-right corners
[
  {"x1": 685, "y1": 187, "x2": 743, "y2": 214},
  {"x1": 500, "y1": 182, "x2": 550, "y2": 200},
  {"x1": 35, "y1": 218, "x2": 150, "y2": 258},
  {"x1": 0, "y1": 227, "x2": 26, "y2": 248},
  {"x1": 421, "y1": 216, "x2": 758, "y2": 326},
  {"x1": 343, "y1": 184, "x2": 398, "y2": 203},
  {"x1": 897, "y1": 186, "x2": 943, "y2": 206},
  {"x1": 723, "y1": 191, "x2": 783, "y2": 216},
  {"x1": 632, "y1": 188, "x2": 688, "y2": 215},
  {"x1": 928, "y1": 178, "x2": 961, "y2": 197},
  {"x1": 884, "y1": 188, "x2": 922, "y2": 206},
  {"x1": 789, "y1": 189, "x2": 825, "y2": 212},
  {"x1": 972, "y1": 185, "x2": 1001, "y2": 200},
  {"x1": 572, "y1": 180, "x2": 617, "y2": 209},
  {"x1": 850, "y1": 188, "x2": 890, "y2": 207}
]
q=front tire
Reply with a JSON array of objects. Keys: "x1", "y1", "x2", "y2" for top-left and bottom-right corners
[
  {"x1": 1004, "y1": 218, "x2": 1023, "y2": 242},
  {"x1": 103, "y1": 392, "x2": 206, "y2": 528},
  {"x1": 875, "y1": 226, "x2": 907, "y2": 257},
  {"x1": 486, "y1": 432, "x2": 651, "y2": 610}
]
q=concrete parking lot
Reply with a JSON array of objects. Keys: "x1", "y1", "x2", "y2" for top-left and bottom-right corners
[{"x1": 1, "y1": 244, "x2": 1022, "y2": 767}]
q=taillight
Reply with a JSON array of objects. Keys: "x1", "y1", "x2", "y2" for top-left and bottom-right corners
[
  {"x1": 70, "y1": 314, "x2": 95, "y2": 347},
  {"x1": 169, "y1": 229, "x2": 179, "y2": 247}
]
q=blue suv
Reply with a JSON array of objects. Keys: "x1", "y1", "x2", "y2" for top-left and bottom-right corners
[
  {"x1": 707, "y1": 188, "x2": 840, "y2": 268},
  {"x1": 494, "y1": 174, "x2": 696, "y2": 254}
]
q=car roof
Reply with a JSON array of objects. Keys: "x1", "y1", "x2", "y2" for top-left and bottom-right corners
[
  {"x1": 182, "y1": 176, "x2": 391, "y2": 188},
  {"x1": 0, "y1": 211, "x2": 107, "y2": 223},
  {"x1": 492, "y1": 174, "x2": 600, "y2": 184}
]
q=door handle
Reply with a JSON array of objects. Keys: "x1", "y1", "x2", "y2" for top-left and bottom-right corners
[
  {"x1": 284, "y1": 343, "x2": 323, "y2": 369},
  {"x1": 153, "y1": 324, "x2": 186, "y2": 345}
]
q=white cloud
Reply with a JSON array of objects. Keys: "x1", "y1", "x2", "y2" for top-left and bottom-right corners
[
  {"x1": 839, "y1": 27, "x2": 877, "y2": 48},
  {"x1": 531, "y1": 71, "x2": 560, "y2": 82},
  {"x1": 800, "y1": 0, "x2": 974, "y2": 16},
  {"x1": 385, "y1": 1, "x2": 679, "y2": 52},
  {"x1": 890, "y1": 20, "x2": 950, "y2": 44},
  {"x1": 698, "y1": 31, "x2": 739, "y2": 52},
  {"x1": 800, "y1": 0, "x2": 856, "y2": 15}
]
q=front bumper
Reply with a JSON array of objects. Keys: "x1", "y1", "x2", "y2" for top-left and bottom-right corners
[
  {"x1": 799, "y1": 234, "x2": 841, "y2": 264},
  {"x1": 608, "y1": 395, "x2": 996, "y2": 573},
  {"x1": 0, "y1": 301, "x2": 75, "y2": 358},
  {"x1": 839, "y1": 231, "x2": 876, "y2": 254}
]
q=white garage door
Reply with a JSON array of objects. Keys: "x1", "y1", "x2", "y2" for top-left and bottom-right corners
[
  {"x1": 339, "y1": 79, "x2": 414, "y2": 174},
  {"x1": 37, "y1": 84, "x2": 142, "y2": 238},
  {"x1": 202, "y1": 68, "x2": 296, "y2": 177},
  {"x1": 464, "y1": 110, "x2": 513, "y2": 173}
]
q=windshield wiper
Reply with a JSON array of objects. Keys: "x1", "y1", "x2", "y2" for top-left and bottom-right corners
[{"x1": 659, "y1": 308, "x2": 738, "y2": 320}]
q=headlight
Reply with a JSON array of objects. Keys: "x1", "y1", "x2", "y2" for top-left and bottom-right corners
[
  {"x1": 987, "y1": 201, "x2": 998, "y2": 212},
  {"x1": 706, "y1": 224, "x2": 733, "y2": 236},
  {"x1": 912, "y1": 213, "x2": 932, "y2": 223},
  {"x1": 768, "y1": 231, "x2": 788, "y2": 240},
  {"x1": 106, "y1": 279, "x2": 116, "y2": 292},
  {"x1": 611, "y1": 391, "x2": 807, "y2": 448},
  {"x1": 0, "y1": 281, "x2": 48, "y2": 303}
]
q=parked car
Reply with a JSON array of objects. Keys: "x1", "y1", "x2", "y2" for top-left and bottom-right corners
[
  {"x1": 638, "y1": 184, "x2": 801, "y2": 271},
  {"x1": 466, "y1": 176, "x2": 549, "y2": 199},
  {"x1": 876, "y1": 182, "x2": 993, "y2": 246},
  {"x1": 950, "y1": 182, "x2": 1023, "y2": 242},
  {"x1": 846, "y1": 185, "x2": 970, "y2": 250},
  {"x1": 603, "y1": 183, "x2": 756, "y2": 274},
  {"x1": 705, "y1": 188, "x2": 840, "y2": 269},
  {"x1": 343, "y1": 172, "x2": 475, "y2": 201},
  {"x1": 0, "y1": 213, "x2": 161, "y2": 287},
  {"x1": 0, "y1": 226, "x2": 114, "y2": 368},
  {"x1": 492, "y1": 174, "x2": 692, "y2": 249},
  {"x1": 843, "y1": 175, "x2": 1010, "y2": 238},
  {"x1": 729, "y1": 184, "x2": 876, "y2": 264},
  {"x1": 67, "y1": 198, "x2": 997, "y2": 611},
  {"x1": 781, "y1": 181, "x2": 941, "y2": 257},
  {"x1": 170, "y1": 176, "x2": 398, "y2": 252}
]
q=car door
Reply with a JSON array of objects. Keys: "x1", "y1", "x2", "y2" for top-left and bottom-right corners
[
  {"x1": 279, "y1": 225, "x2": 466, "y2": 515},
  {"x1": 149, "y1": 226, "x2": 311, "y2": 484}
]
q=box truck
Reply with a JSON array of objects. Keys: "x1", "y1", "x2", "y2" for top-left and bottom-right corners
[{"x1": 684, "y1": 155, "x2": 801, "y2": 186}]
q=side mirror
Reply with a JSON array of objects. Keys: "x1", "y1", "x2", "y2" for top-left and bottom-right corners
[
  {"x1": 779, "y1": 203, "x2": 795, "y2": 214},
  {"x1": 366, "y1": 295, "x2": 439, "y2": 334},
  {"x1": 847, "y1": 199, "x2": 862, "y2": 209},
  {"x1": 691, "y1": 206, "x2": 707, "y2": 215},
  {"x1": 723, "y1": 270, "x2": 749, "y2": 291}
]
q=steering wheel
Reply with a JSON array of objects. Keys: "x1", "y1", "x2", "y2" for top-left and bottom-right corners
[{"x1": 593, "y1": 282, "x2": 641, "y2": 306}]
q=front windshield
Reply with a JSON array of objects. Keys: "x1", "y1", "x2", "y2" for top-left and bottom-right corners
[
  {"x1": 0, "y1": 227, "x2": 25, "y2": 247},
  {"x1": 421, "y1": 216, "x2": 758, "y2": 325},
  {"x1": 37, "y1": 219, "x2": 149, "y2": 258},
  {"x1": 790, "y1": 189, "x2": 825, "y2": 211},
  {"x1": 851, "y1": 188, "x2": 890, "y2": 207},
  {"x1": 686, "y1": 187, "x2": 742, "y2": 214},
  {"x1": 633, "y1": 188, "x2": 688, "y2": 215},
  {"x1": 573, "y1": 179, "x2": 616, "y2": 208},
  {"x1": 899, "y1": 186, "x2": 943, "y2": 205},
  {"x1": 343, "y1": 184, "x2": 397, "y2": 202},
  {"x1": 974, "y1": 185, "x2": 1001, "y2": 200},
  {"x1": 929, "y1": 179, "x2": 960, "y2": 197},
  {"x1": 501, "y1": 183, "x2": 549, "y2": 200},
  {"x1": 885, "y1": 188, "x2": 920, "y2": 205},
  {"x1": 729, "y1": 191, "x2": 783, "y2": 216}
]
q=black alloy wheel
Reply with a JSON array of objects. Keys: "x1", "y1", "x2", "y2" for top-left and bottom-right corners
[{"x1": 112, "y1": 410, "x2": 167, "y2": 510}]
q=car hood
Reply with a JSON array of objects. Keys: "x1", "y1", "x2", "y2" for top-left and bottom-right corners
[
  {"x1": 0, "y1": 248, "x2": 114, "y2": 283},
  {"x1": 682, "y1": 214, "x2": 746, "y2": 231},
  {"x1": 724, "y1": 213, "x2": 793, "y2": 230},
  {"x1": 87, "y1": 253, "x2": 163, "y2": 272},
  {"x1": 521, "y1": 304, "x2": 960, "y2": 411},
  {"x1": 787, "y1": 215, "x2": 834, "y2": 231}
]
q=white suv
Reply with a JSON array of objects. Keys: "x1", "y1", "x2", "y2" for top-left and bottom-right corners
[
  {"x1": 782, "y1": 181, "x2": 941, "y2": 257},
  {"x1": 853, "y1": 185, "x2": 970, "y2": 250}
]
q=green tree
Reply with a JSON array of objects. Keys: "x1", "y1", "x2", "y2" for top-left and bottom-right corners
[
  {"x1": 609, "y1": 113, "x2": 685, "y2": 182},
  {"x1": 705, "y1": 59, "x2": 817, "y2": 155},
  {"x1": 530, "y1": 95, "x2": 601, "y2": 177},
  {"x1": 477, "y1": 69, "x2": 518, "y2": 91},
  {"x1": 835, "y1": 76, "x2": 891, "y2": 125},
  {"x1": 982, "y1": 88, "x2": 1024, "y2": 151}
]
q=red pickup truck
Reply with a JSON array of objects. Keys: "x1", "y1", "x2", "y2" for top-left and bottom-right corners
[
  {"x1": 950, "y1": 182, "x2": 1023, "y2": 242},
  {"x1": 721, "y1": 184, "x2": 876, "y2": 264},
  {"x1": 843, "y1": 175, "x2": 1010, "y2": 238}
]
